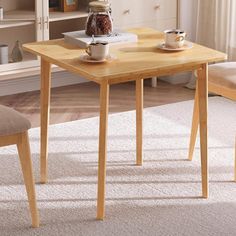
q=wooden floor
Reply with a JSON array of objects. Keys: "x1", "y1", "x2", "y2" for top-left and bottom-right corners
[{"x1": 0, "y1": 80, "x2": 195, "y2": 128}]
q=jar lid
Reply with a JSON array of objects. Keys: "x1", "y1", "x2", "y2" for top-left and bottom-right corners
[{"x1": 89, "y1": 1, "x2": 110, "y2": 12}]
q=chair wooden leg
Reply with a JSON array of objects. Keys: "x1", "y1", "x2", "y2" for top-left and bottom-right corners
[
  {"x1": 17, "y1": 132, "x2": 39, "y2": 228},
  {"x1": 151, "y1": 77, "x2": 157, "y2": 87},
  {"x1": 188, "y1": 82, "x2": 199, "y2": 161}
]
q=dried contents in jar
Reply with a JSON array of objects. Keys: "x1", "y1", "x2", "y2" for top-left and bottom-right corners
[
  {"x1": 86, "y1": 13, "x2": 112, "y2": 36},
  {"x1": 85, "y1": 1, "x2": 113, "y2": 37}
]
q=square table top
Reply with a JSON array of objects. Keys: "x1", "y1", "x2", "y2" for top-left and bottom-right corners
[{"x1": 23, "y1": 28, "x2": 227, "y2": 85}]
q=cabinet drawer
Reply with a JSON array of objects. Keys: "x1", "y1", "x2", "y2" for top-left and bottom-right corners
[
  {"x1": 148, "y1": 18, "x2": 177, "y2": 31},
  {"x1": 125, "y1": 18, "x2": 177, "y2": 32},
  {"x1": 110, "y1": 0, "x2": 141, "y2": 28},
  {"x1": 109, "y1": 0, "x2": 156, "y2": 28},
  {"x1": 109, "y1": 0, "x2": 177, "y2": 29},
  {"x1": 156, "y1": 0, "x2": 177, "y2": 20}
]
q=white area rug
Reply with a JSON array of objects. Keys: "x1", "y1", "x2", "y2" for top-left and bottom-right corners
[{"x1": 0, "y1": 97, "x2": 236, "y2": 236}]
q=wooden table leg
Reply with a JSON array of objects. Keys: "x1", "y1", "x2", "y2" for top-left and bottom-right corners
[
  {"x1": 136, "y1": 79, "x2": 143, "y2": 166},
  {"x1": 188, "y1": 81, "x2": 199, "y2": 161},
  {"x1": 40, "y1": 58, "x2": 51, "y2": 184},
  {"x1": 97, "y1": 82, "x2": 109, "y2": 220},
  {"x1": 235, "y1": 136, "x2": 236, "y2": 182},
  {"x1": 197, "y1": 64, "x2": 209, "y2": 198}
]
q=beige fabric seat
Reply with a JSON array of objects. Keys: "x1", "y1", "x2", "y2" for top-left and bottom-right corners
[
  {"x1": 0, "y1": 105, "x2": 39, "y2": 227},
  {"x1": 208, "y1": 62, "x2": 236, "y2": 100},
  {"x1": 0, "y1": 105, "x2": 31, "y2": 136}
]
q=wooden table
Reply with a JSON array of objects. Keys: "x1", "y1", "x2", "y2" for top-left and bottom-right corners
[{"x1": 23, "y1": 28, "x2": 227, "y2": 220}]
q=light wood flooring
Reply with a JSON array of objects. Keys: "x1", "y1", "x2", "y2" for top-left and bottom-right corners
[{"x1": 0, "y1": 80, "x2": 195, "y2": 127}]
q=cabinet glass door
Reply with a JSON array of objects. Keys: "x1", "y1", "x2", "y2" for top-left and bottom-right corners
[
  {"x1": 44, "y1": 0, "x2": 89, "y2": 41},
  {"x1": 0, "y1": 0, "x2": 41, "y2": 77}
]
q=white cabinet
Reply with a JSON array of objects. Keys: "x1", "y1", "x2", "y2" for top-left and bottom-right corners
[
  {"x1": 0, "y1": 0, "x2": 38, "y2": 79},
  {"x1": 0, "y1": 0, "x2": 88, "y2": 81},
  {"x1": 109, "y1": 0, "x2": 178, "y2": 30}
]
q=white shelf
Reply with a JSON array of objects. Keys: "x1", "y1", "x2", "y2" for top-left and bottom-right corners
[
  {"x1": 0, "y1": 63, "x2": 64, "y2": 81},
  {"x1": 2, "y1": 9, "x2": 88, "y2": 24},
  {"x1": 0, "y1": 20, "x2": 34, "y2": 29},
  {"x1": 0, "y1": 52, "x2": 37, "y2": 72},
  {"x1": 4, "y1": 10, "x2": 35, "y2": 21},
  {"x1": 49, "y1": 10, "x2": 88, "y2": 22},
  {"x1": 4, "y1": 9, "x2": 88, "y2": 22}
]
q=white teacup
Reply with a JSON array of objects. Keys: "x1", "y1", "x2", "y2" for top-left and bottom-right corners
[
  {"x1": 164, "y1": 29, "x2": 186, "y2": 48},
  {"x1": 86, "y1": 41, "x2": 109, "y2": 60}
]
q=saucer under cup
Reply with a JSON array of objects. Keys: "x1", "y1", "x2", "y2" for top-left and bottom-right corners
[
  {"x1": 79, "y1": 54, "x2": 116, "y2": 63},
  {"x1": 157, "y1": 42, "x2": 193, "y2": 51}
]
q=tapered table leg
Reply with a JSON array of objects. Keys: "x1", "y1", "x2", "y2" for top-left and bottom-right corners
[
  {"x1": 188, "y1": 81, "x2": 199, "y2": 161},
  {"x1": 97, "y1": 82, "x2": 110, "y2": 220},
  {"x1": 136, "y1": 79, "x2": 143, "y2": 166},
  {"x1": 234, "y1": 137, "x2": 236, "y2": 182},
  {"x1": 235, "y1": 137, "x2": 236, "y2": 182},
  {"x1": 197, "y1": 64, "x2": 209, "y2": 198},
  {"x1": 40, "y1": 58, "x2": 51, "y2": 184}
]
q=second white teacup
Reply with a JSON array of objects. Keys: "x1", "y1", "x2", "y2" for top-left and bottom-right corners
[
  {"x1": 164, "y1": 29, "x2": 186, "y2": 48},
  {"x1": 86, "y1": 41, "x2": 109, "y2": 60}
]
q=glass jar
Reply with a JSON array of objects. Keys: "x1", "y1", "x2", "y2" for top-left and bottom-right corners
[{"x1": 85, "y1": 1, "x2": 113, "y2": 37}]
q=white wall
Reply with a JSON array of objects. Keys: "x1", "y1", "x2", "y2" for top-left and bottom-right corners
[
  {"x1": 160, "y1": 0, "x2": 198, "y2": 85},
  {"x1": 161, "y1": 0, "x2": 198, "y2": 85},
  {"x1": 179, "y1": 0, "x2": 198, "y2": 42}
]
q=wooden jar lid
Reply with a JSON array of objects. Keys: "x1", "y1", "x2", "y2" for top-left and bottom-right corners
[{"x1": 89, "y1": 1, "x2": 110, "y2": 12}]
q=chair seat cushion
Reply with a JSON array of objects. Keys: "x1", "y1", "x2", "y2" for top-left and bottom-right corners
[
  {"x1": 0, "y1": 105, "x2": 31, "y2": 136},
  {"x1": 209, "y1": 62, "x2": 236, "y2": 89}
]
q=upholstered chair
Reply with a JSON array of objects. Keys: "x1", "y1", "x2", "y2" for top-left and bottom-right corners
[{"x1": 0, "y1": 105, "x2": 39, "y2": 227}]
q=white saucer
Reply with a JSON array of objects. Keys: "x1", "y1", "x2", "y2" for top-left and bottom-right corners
[
  {"x1": 79, "y1": 54, "x2": 116, "y2": 63},
  {"x1": 157, "y1": 42, "x2": 193, "y2": 51}
]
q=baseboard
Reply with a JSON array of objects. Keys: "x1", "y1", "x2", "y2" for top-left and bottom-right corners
[
  {"x1": 159, "y1": 72, "x2": 192, "y2": 84},
  {"x1": 0, "y1": 71, "x2": 87, "y2": 96}
]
